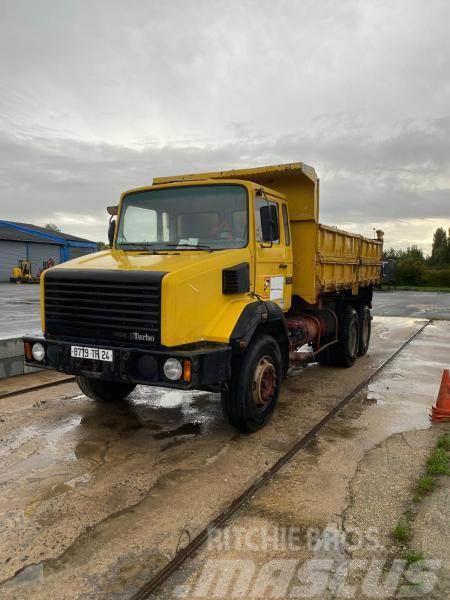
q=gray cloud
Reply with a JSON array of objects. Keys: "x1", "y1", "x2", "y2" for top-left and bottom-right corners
[{"x1": 0, "y1": 0, "x2": 449, "y2": 252}]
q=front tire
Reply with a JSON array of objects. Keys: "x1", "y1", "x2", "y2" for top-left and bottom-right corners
[
  {"x1": 76, "y1": 376, "x2": 136, "y2": 403},
  {"x1": 224, "y1": 335, "x2": 282, "y2": 433}
]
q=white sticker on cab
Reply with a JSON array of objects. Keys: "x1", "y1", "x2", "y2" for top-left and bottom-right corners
[{"x1": 269, "y1": 276, "x2": 284, "y2": 301}]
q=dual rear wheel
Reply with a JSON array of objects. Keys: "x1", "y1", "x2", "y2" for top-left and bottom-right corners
[
  {"x1": 316, "y1": 304, "x2": 371, "y2": 367},
  {"x1": 357, "y1": 305, "x2": 371, "y2": 356}
]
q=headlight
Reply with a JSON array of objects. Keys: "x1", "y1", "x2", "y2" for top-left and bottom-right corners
[
  {"x1": 32, "y1": 343, "x2": 45, "y2": 362},
  {"x1": 164, "y1": 358, "x2": 183, "y2": 381}
]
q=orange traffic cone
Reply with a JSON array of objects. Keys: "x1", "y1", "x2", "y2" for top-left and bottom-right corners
[{"x1": 430, "y1": 369, "x2": 450, "y2": 422}]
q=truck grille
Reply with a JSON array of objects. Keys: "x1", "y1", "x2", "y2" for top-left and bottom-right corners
[{"x1": 44, "y1": 269, "x2": 165, "y2": 344}]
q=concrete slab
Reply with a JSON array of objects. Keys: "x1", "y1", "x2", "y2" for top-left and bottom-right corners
[
  {"x1": 0, "y1": 338, "x2": 41, "y2": 378},
  {"x1": 0, "y1": 337, "x2": 23, "y2": 360}
]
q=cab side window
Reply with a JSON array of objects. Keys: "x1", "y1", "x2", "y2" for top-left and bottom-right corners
[{"x1": 255, "y1": 198, "x2": 280, "y2": 244}]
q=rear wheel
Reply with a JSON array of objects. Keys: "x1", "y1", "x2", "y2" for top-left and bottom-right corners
[
  {"x1": 320, "y1": 306, "x2": 359, "y2": 368},
  {"x1": 315, "y1": 347, "x2": 333, "y2": 366},
  {"x1": 223, "y1": 335, "x2": 282, "y2": 433},
  {"x1": 76, "y1": 376, "x2": 136, "y2": 403},
  {"x1": 357, "y1": 305, "x2": 371, "y2": 356}
]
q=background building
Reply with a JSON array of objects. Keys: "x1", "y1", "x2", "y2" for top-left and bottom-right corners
[{"x1": 0, "y1": 221, "x2": 97, "y2": 282}]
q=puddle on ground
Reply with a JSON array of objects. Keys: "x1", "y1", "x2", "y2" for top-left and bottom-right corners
[
  {"x1": 18, "y1": 386, "x2": 221, "y2": 468},
  {"x1": 325, "y1": 418, "x2": 361, "y2": 439},
  {"x1": 388, "y1": 372, "x2": 407, "y2": 380},
  {"x1": 376, "y1": 328, "x2": 390, "y2": 340},
  {"x1": 153, "y1": 420, "x2": 204, "y2": 439},
  {"x1": 74, "y1": 439, "x2": 109, "y2": 463},
  {"x1": 287, "y1": 361, "x2": 319, "y2": 377},
  {"x1": 365, "y1": 390, "x2": 385, "y2": 404},
  {"x1": 122, "y1": 386, "x2": 220, "y2": 437},
  {"x1": 0, "y1": 417, "x2": 81, "y2": 483},
  {"x1": 5, "y1": 562, "x2": 44, "y2": 587},
  {"x1": 68, "y1": 384, "x2": 221, "y2": 439},
  {"x1": 0, "y1": 386, "x2": 221, "y2": 510}
]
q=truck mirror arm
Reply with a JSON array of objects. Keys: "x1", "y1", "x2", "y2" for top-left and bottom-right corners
[{"x1": 108, "y1": 217, "x2": 116, "y2": 247}]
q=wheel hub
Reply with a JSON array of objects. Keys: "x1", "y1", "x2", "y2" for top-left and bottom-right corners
[{"x1": 252, "y1": 356, "x2": 277, "y2": 410}]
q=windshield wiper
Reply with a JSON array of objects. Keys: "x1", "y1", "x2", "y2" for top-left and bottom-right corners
[
  {"x1": 117, "y1": 243, "x2": 166, "y2": 253},
  {"x1": 117, "y1": 242, "x2": 214, "y2": 252},
  {"x1": 118, "y1": 242, "x2": 158, "y2": 247},
  {"x1": 161, "y1": 243, "x2": 214, "y2": 252}
]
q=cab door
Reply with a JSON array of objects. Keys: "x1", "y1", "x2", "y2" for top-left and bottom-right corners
[{"x1": 254, "y1": 194, "x2": 293, "y2": 312}]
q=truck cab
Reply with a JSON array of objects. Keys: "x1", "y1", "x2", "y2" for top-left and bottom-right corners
[{"x1": 24, "y1": 163, "x2": 382, "y2": 432}]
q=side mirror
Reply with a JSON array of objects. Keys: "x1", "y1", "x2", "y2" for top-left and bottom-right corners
[
  {"x1": 108, "y1": 219, "x2": 116, "y2": 247},
  {"x1": 260, "y1": 204, "x2": 279, "y2": 243}
]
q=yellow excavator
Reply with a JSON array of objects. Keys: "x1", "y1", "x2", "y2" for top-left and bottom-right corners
[{"x1": 10, "y1": 258, "x2": 55, "y2": 283}]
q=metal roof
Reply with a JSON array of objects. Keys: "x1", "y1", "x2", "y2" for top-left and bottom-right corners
[{"x1": 0, "y1": 221, "x2": 95, "y2": 245}]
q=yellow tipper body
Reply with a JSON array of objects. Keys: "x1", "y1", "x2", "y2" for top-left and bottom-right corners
[{"x1": 154, "y1": 162, "x2": 382, "y2": 305}]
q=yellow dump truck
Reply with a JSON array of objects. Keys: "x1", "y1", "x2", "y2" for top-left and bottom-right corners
[{"x1": 24, "y1": 163, "x2": 383, "y2": 432}]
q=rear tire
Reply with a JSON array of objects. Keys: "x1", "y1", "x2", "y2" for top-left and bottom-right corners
[
  {"x1": 223, "y1": 335, "x2": 282, "y2": 433},
  {"x1": 315, "y1": 348, "x2": 333, "y2": 366},
  {"x1": 323, "y1": 305, "x2": 359, "y2": 368},
  {"x1": 357, "y1": 305, "x2": 371, "y2": 356},
  {"x1": 76, "y1": 376, "x2": 136, "y2": 403}
]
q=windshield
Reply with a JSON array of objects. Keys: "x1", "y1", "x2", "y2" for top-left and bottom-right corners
[{"x1": 116, "y1": 184, "x2": 248, "y2": 250}]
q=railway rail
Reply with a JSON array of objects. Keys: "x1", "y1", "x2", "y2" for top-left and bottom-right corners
[
  {"x1": 0, "y1": 376, "x2": 75, "y2": 400},
  {"x1": 130, "y1": 319, "x2": 432, "y2": 600}
]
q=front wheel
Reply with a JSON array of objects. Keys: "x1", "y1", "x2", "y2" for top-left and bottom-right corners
[
  {"x1": 223, "y1": 335, "x2": 283, "y2": 433},
  {"x1": 76, "y1": 376, "x2": 136, "y2": 403}
]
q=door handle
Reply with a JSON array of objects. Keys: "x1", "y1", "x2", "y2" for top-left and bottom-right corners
[{"x1": 279, "y1": 263, "x2": 288, "y2": 269}]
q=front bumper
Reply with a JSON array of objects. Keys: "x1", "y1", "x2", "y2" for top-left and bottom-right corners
[{"x1": 23, "y1": 336, "x2": 231, "y2": 390}]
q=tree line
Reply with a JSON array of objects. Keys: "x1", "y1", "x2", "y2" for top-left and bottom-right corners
[{"x1": 383, "y1": 227, "x2": 450, "y2": 287}]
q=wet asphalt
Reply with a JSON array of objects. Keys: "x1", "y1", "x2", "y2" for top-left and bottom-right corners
[
  {"x1": 1, "y1": 316, "x2": 448, "y2": 598},
  {"x1": 0, "y1": 283, "x2": 41, "y2": 339},
  {"x1": 0, "y1": 288, "x2": 449, "y2": 598},
  {"x1": 372, "y1": 290, "x2": 450, "y2": 320}
]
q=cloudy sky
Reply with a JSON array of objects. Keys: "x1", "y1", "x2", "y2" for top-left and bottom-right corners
[{"x1": 0, "y1": 0, "x2": 449, "y2": 252}]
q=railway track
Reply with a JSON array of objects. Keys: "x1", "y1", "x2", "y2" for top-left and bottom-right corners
[
  {"x1": 130, "y1": 319, "x2": 432, "y2": 600},
  {"x1": 0, "y1": 375, "x2": 75, "y2": 400}
]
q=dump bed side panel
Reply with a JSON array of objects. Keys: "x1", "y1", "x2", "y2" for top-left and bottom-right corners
[
  {"x1": 358, "y1": 233, "x2": 384, "y2": 288},
  {"x1": 316, "y1": 225, "x2": 382, "y2": 296},
  {"x1": 291, "y1": 221, "x2": 318, "y2": 304}
]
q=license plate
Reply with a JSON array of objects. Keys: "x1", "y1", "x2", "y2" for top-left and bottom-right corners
[{"x1": 71, "y1": 346, "x2": 113, "y2": 362}]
